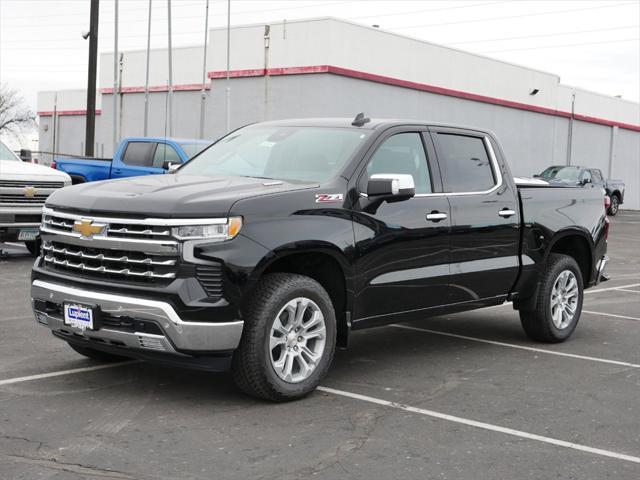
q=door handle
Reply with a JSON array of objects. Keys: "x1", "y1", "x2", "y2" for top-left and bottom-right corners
[
  {"x1": 498, "y1": 208, "x2": 516, "y2": 218},
  {"x1": 426, "y1": 212, "x2": 448, "y2": 222}
]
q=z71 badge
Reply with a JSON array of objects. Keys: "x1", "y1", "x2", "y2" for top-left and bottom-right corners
[{"x1": 315, "y1": 193, "x2": 344, "y2": 203}]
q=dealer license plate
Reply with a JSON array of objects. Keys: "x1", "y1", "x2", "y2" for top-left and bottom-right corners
[
  {"x1": 64, "y1": 303, "x2": 95, "y2": 330},
  {"x1": 18, "y1": 228, "x2": 39, "y2": 241}
]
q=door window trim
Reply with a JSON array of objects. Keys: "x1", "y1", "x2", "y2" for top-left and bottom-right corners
[{"x1": 356, "y1": 128, "x2": 438, "y2": 197}]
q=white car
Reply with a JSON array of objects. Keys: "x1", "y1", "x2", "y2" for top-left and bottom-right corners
[{"x1": 0, "y1": 140, "x2": 71, "y2": 255}]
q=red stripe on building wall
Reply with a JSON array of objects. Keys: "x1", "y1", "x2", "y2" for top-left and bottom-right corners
[
  {"x1": 100, "y1": 83, "x2": 210, "y2": 94},
  {"x1": 38, "y1": 109, "x2": 102, "y2": 117},
  {"x1": 206, "y1": 65, "x2": 640, "y2": 132}
]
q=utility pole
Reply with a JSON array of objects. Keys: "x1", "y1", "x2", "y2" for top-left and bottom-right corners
[
  {"x1": 226, "y1": 0, "x2": 231, "y2": 133},
  {"x1": 112, "y1": 0, "x2": 119, "y2": 155},
  {"x1": 84, "y1": 0, "x2": 99, "y2": 156},
  {"x1": 199, "y1": 0, "x2": 210, "y2": 139},
  {"x1": 167, "y1": 0, "x2": 174, "y2": 137},
  {"x1": 143, "y1": 0, "x2": 152, "y2": 136}
]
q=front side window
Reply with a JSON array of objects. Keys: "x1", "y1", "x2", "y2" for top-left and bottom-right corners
[
  {"x1": 152, "y1": 143, "x2": 181, "y2": 168},
  {"x1": 433, "y1": 133, "x2": 496, "y2": 193},
  {"x1": 581, "y1": 170, "x2": 592, "y2": 183},
  {"x1": 178, "y1": 126, "x2": 370, "y2": 183},
  {"x1": 363, "y1": 133, "x2": 432, "y2": 194},
  {"x1": 539, "y1": 166, "x2": 581, "y2": 181},
  {"x1": 591, "y1": 169, "x2": 603, "y2": 183},
  {"x1": 0, "y1": 141, "x2": 19, "y2": 161},
  {"x1": 122, "y1": 142, "x2": 154, "y2": 167}
]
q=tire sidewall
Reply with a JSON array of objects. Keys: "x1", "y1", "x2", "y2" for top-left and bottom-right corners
[
  {"x1": 255, "y1": 277, "x2": 336, "y2": 397},
  {"x1": 609, "y1": 195, "x2": 619, "y2": 215},
  {"x1": 542, "y1": 257, "x2": 583, "y2": 341}
]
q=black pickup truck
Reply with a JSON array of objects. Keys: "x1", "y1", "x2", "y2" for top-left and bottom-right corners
[
  {"x1": 31, "y1": 117, "x2": 610, "y2": 401},
  {"x1": 536, "y1": 165, "x2": 625, "y2": 215}
]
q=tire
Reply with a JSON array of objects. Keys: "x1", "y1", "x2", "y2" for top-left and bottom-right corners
[
  {"x1": 232, "y1": 273, "x2": 337, "y2": 402},
  {"x1": 608, "y1": 194, "x2": 620, "y2": 216},
  {"x1": 24, "y1": 238, "x2": 41, "y2": 257},
  {"x1": 67, "y1": 343, "x2": 129, "y2": 362},
  {"x1": 519, "y1": 253, "x2": 583, "y2": 343}
]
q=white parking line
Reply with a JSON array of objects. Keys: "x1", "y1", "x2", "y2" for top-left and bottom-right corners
[
  {"x1": 391, "y1": 324, "x2": 640, "y2": 369},
  {"x1": 586, "y1": 282, "x2": 640, "y2": 294},
  {"x1": 317, "y1": 386, "x2": 640, "y2": 464},
  {"x1": 616, "y1": 288, "x2": 640, "y2": 294},
  {"x1": 583, "y1": 310, "x2": 640, "y2": 321},
  {"x1": 0, "y1": 361, "x2": 137, "y2": 387}
]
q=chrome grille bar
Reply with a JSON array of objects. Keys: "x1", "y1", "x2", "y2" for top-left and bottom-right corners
[
  {"x1": 43, "y1": 255, "x2": 176, "y2": 279},
  {"x1": 43, "y1": 242, "x2": 176, "y2": 266}
]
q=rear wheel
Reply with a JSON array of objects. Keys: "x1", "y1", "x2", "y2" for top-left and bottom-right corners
[
  {"x1": 24, "y1": 238, "x2": 41, "y2": 257},
  {"x1": 67, "y1": 343, "x2": 129, "y2": 362},
  {"x1": 232, "y1": 273, "x2": 336, "y2": 402},
  {"x1": 519, "y1": 253, "x2": 583, "y2": 343},
  {"x1": 608, "y1": 194, "x2": 620, "y2": 216}
]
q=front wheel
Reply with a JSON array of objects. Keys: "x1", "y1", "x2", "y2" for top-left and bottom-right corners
[
  {"x1": 608, "y1": 194, "x2": 620, "y2": 216},
  {"x1": 519, "y1": 253, "x2": 583, "y2": 343},
  {"x1": 232, "y1": 273, "x2": 337, "y2": 402}
]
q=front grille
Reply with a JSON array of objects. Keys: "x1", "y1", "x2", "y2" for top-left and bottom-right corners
[
  {"x1": 0, "y1": 180, "x2": 64, "y2": 205},
  {"x1": 43, "y1": 241, "x2": 177, "y2": 283},
  {"x1": 42, "y1": 212, "x2": 172, "y2": 240},
  {"x1": 0, "y1": 194, "x2": 50, "y2": 204},
  {"x1": 0, "y1": 180, "x2": 64, "y2": 188},
  {"x1": 196, "y1": 264, "x2": 224, "y2": 299}
]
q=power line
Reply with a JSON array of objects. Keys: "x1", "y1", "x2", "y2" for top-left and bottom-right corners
[
  {"x1": 479, "y1": 37, "x2": 640, "y2": 54},
  {"x1": 387, "y1": 2, "x2": 638, "y2": 30},
  {"x1": 448, "y1": 25, "x2": 640, "y2": 45},
  {"x1": 350, "y1": 1, "x2": 508, "y2": 21}
]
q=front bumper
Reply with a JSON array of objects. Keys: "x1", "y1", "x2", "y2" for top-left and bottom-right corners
[{"x1": 31, "y1": 279, "x2": 244, "y2": 359}]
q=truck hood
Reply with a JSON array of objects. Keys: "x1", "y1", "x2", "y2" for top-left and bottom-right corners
[
  {"x1": 46, "y1": 174, "x2": 317, "y2": 217},
  {"x1": 0, "y1": 160, "x2": 71, "y2": 182}
]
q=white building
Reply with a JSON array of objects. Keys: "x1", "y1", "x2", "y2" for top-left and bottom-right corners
[{"x1": 38, "y1": 17, "x2": 640, "y2": 208}]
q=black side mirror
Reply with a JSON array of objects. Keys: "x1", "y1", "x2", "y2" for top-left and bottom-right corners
[
  {"x1": 533, "y1": 174, "x2": 540, "y2": 178},
  {"x1": 367, "y1": 174, "x2": 416, "y2": 200},
  {"x1": 580, "y1": 177, "x2": 591, "y2": 185},
  {"x1": 19, "y1": 149, "x2": 32, "y2": 162}
]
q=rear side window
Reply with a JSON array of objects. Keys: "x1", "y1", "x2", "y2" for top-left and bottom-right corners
[
  {"x1": 433, "y1": 133, "x2": 496, "y2": 193},
  {"x1": 152, "y1": 144, "x2": 181, "y2": 168},
  {"x1": 122, "y1": 142, "x2": 154, "y2": 166}
]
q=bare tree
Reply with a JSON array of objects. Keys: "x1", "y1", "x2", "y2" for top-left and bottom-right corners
[{"x1": 0, "y1": 84, "x2": 36, "y2": 137}]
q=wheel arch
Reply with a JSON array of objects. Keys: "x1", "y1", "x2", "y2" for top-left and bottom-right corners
[{"x1": 250, "y1": 243, "x2": 353, "y2": 348}]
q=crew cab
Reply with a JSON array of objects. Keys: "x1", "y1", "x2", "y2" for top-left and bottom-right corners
[
  {"x1": 53, "y1": 137, "x2": 211, "y2": 184},
  {"x1": 536, "y1": 165, "x2": 625, "y2": 215},
  {"x1": 31, "y1": 117, "x2": 609, "y2": 401},
  {"x1": 0, "y1": 140, "x2": 71, "y2": 255}
]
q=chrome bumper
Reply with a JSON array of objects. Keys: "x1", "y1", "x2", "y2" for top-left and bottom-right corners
[
  {"x1": 31, "y1": 280, "x2": 243, "y2": 354},
  {"x1": 595, "y1": 255, "x2": 610, "y2": 285}
]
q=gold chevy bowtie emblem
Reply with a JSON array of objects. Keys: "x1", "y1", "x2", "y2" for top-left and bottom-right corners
[
  {"x1": 24, "y1": 186, "x2": 37, "y2": 197},
  {"x1": 73, "y1": 219, "x2": 106, "y2": 238}
]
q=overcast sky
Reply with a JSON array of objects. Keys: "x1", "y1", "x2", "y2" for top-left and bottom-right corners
[{"x1": 1, "y1": 0, "x2": 639, "y2": 114}]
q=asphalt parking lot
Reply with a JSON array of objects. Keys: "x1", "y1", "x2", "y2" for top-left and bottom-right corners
[{"x1": 1, "y1": 211, "x2": 639, "y2": 480}]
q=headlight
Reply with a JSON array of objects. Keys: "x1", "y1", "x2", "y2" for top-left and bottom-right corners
[{"x1": 172, "y1": 217, "x2": 243, "y2": 241}]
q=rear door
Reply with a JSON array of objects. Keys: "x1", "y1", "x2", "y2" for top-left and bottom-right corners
[
  {"x1": 352, "y1": 127, "x2": 452, "y2": 325},
  {"x1": 429, "y1": 127, "x2": 520, "y2": 304},
  {"x1": 111, "y1": 141, "x2": 157, "y2": 178}
]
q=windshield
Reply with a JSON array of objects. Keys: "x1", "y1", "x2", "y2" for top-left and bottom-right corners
[
  {"x1": 539, "y1": 166, "x2": 581, "y2": 181},
  {"x1": 0, "y1": 141, "x2": 19, "y2": 161},
  {"x1": 177, "y1": 126, "x2": 370, "y2": 182},
  {"x1": 178, "y1": 141, "x2": 211, "y2": 159}
]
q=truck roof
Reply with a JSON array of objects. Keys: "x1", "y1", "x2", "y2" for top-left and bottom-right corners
[{"x1": 257, "y1": 117, "x2": 494, "y2": 135}]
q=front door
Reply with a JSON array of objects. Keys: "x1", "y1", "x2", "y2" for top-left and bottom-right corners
[
  {"x1": 352, "y1": 128, "x2": 451, "y2": 326},
  {"x1": 429, "y1": 128, "x2": 520, "y2": 304}
]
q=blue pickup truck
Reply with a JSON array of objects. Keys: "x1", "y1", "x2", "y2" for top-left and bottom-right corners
[{"x1": 52, "y1": 137, "x2": 211, "y2": 184}]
